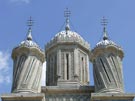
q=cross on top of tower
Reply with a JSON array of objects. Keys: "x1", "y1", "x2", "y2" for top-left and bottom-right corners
[
  {"x1": 27, "y1": 16, "x2": 34, "y2": 29},
  {"x1": 64, "y1": 8, "x2": 71, "y2": 31},
  {"x1": 101, "y1": 16, "x2": 108, "y2": 28},
  {"x1": 64, "y1": 8, "x2": 71, "y2": 19},
  {"x1": 27, "y1": 16, "x2": 34, "y2": 40},
  {"x1": 101, "y1": 17, "x2": 108, "y2": 40}
]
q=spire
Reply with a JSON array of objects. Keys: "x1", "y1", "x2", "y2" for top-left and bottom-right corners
[
  {"x1": 27, "y1": 16, "x2": 34, "y2": 40},
  {"x1": 101, "y1": 17, "x2": 108, "y2": 40},
  {"x1": 27, "y1": 28, "x2": 32, "y2": 40},
  {"x1": 64, "y1": 8, "x2": 71, "y2": 31}
]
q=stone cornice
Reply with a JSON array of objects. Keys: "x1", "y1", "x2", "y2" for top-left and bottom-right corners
[
  {"x1": 91, "y1": 93, "x2": 135, "y2": 100},
  {"x1": 41, "y1": 86, "x2": 94, "y2": 94},
  {"x1": 90, "y1": 45, "x2": 124, "y2": 62},
  {"x1": 45, "y1": 42, "x2": 90, "y2": 54},
  {"x1": 1, "y1": 93, "x2": 45, "y2": 100},
  {"x1": 12, "y1": 46, "x2": 45, "y2": 62}
]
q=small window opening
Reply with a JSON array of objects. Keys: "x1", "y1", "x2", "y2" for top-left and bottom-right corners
[{"x1": 66, "y1": 54, "x2": 69, "y2": 80}]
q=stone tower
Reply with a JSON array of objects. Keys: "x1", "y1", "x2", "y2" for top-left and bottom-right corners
[
  {"x1": 45, "y1": 10, "x2": 90, "y2": 87},
  {"x1": 90, "y1": 22, "x2": 124, "y2": 93},
  {"x1": 11, "y1": 18, "x2": 45, "y2": 93},
  {"x1": 42, "y1": 9, "x2": 93, "y2": 101},
  {"x1": 90, "y1": 18, "x2": 135, "y2": 101}
]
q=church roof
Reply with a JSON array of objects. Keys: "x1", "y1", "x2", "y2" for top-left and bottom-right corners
[
  {"x1": 95, "y1": 31, "x2": 122, "y2": 50},
  {"x1": 45, "y1": 9, "x2": 90, "y2": 50},
  {"x1": 19, "y1": 28, "x2": 39, "y2": 48},
  {"x1": 55, "y1": 30, "x2": 83, "y2": 40},
  {"x1": 95, "y1": 36, "x2": 120, "y2": 48},
  {"x1": 45, "y1": 30, "x2": 90, "y2": 50},
  {"x1": 15, "y1": 17, "x2": 43, "y2": 50},
  {"x1": 94, "y1": 17, "x2": 122, "y2": 50},
  {"x1": 91, "y1": 31, "x2": 124, "y2": 60}
]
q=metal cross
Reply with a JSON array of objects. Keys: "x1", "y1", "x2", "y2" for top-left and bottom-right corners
[
  {"x1": 64, "y1": 8, "x2": 71, "y2": 19},
  {"x1": 27, "y1": 16, "x2": 34, "y2": 28},
  {"x1": 101, "y1": 16, "x2": 108, "y2": 28},
  {"x1": 101, "y1": 17, "x2": 108, "y2": 40}
]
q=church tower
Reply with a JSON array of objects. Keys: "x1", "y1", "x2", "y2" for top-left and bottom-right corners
[
  {"x1": 90, "y1": 18, "x2": 124, "y2": 93},
  {"x1": 45, "y1": 9, "x2": 90, "y2": 86},
  {"x1": 90, "y1": 18, "x2": 135, "y2": 101},
  {"x1": 11, "y1": 17, "x2": 45, "y2": 93}
]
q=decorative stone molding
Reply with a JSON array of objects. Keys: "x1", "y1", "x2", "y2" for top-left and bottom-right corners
[{"x1": 45, "y1": 31, "x2": 90, "y2": 51}]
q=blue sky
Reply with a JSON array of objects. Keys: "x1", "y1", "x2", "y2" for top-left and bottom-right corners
[{"x1": 0, "y1": 0, "x2": 135, "y2": 97}]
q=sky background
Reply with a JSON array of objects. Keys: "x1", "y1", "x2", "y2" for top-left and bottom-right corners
[{"x1": 0, "y1": 0, "x2": 135, "y2": 99}]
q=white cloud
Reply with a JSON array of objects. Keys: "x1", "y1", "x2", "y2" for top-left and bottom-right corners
[
  {"x1": 0, "y1": 51, "x2": 11, "y2": 84},
  {"x1": 41, "y1": 61, "x2": 46, "y2": 86},
  {"x1": 10, "y1": 0, "x2": 31, "y2": 4}
]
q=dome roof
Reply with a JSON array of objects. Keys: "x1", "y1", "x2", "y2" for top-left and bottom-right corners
[
  {"x1": 46, "y1": 17, "x2": 90, "y2": 50},
  {"x1": 91, "y1": 28, "x2": 124, "y2": 60},
  {"x1": 45, "y1": 30, "x2": 90, "y2": 50},
  {"x1": 96, "y1": 39, "x2": 118, "y2": 48},
  {"x1": 94, "y1": 29, "x2": 122, "y2": 49},
  {"x1": 16, "y1": 28, "x2": 40, "y2": 49},
  {"x1": 20, "y1": 39, "x2": 39, "y2": 48},
  {"x1": 21, "y1": 29, "x2": 39, "y2": 48},
  {"x1": 55, "y1": 30, "x2": 84, "y2": 41}
]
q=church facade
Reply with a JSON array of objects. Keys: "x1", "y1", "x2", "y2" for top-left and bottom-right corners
[{"x1": 1, "y1": 12, "x2": 135, "y2": 101}]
